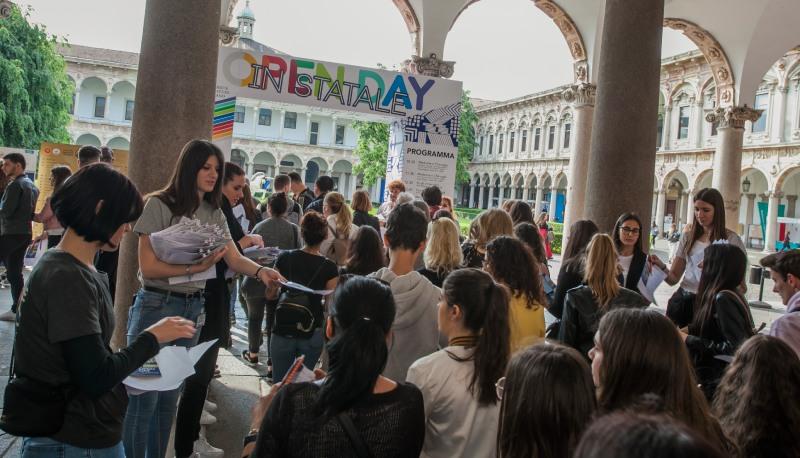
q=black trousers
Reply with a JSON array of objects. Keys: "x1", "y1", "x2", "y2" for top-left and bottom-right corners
[
  {"x1": 245, "y1": 296, "x2": 276, "y2": 354},
  {"x1": 174, "y1": 277, "x2": 229, "y2": 458},
  {"x1": 1, "y1": 234, "x2": 30, "y2": 312},
  {"x1": 95, "y1": 250, "x2": 119, "y2": 301}
]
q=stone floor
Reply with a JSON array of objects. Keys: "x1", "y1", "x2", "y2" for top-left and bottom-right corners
[{"x1": 0, "y1": 239, "x2": 788, "y2": 456}]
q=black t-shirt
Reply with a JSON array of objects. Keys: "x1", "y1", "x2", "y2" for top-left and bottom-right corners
[
  {"x1": 14, "y1": 250, "x2": 140, "y2": 448},
  {"x1": 275, "y1": 250, "x2": 338, "y2": 327},
  {"x1": 254, "y1": 381, "x2": 425, "y2": 457}
]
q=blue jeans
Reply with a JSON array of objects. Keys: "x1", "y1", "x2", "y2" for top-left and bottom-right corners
[
  {"x1": 21, "y1": 437, "x2": 124, "y2": 458},
  {"x1": 270, "y1": 328, "x2": 324, "y2": 382},
  {"x1": 123, "y1": 288, "x2": 204, "y2": 458}
]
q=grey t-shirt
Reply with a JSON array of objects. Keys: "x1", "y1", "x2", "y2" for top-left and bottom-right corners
[
  {"x1": 241, "y1": 217, "x2": 302, "y2": 299},
  {"x1": 134, "y1": 196, "x2": 231, "y2": 293}
]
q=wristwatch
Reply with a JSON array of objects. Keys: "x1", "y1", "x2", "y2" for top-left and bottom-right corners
[{"x1": 243, "y1": 428, "x2": 259, "y2": 447}]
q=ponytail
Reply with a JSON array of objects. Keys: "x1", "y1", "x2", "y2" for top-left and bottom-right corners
[
  {"x1": 443, "y1": 269, "x2": 511, "y2": 405},
  {"x1": 314, "y1": 276, "x2": 395, "y2": 417},
  {"x1": 324, "y1": 192, "x2": 353, "y2": 238}
]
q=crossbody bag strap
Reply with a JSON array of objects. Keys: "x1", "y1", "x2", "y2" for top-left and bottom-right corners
[{"x1": 336, "y1": 412, "x2": 373, "y2": 458}]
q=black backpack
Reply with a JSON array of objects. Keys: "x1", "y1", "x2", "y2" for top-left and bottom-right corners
[{"x1": 272, "y1": 253, "x2": 326, "y2": 339}]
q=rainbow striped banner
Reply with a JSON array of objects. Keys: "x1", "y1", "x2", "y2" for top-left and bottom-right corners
[{"x1": 212, "y1": 97, "x2": 235, "y2": 141}]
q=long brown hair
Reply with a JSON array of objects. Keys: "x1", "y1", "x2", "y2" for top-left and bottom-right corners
[
  {"x1": 473, "y1": 209, "x2": 514, "y2": 250},
  {"x1": 596, "y1": 308, "x2": 731, "y2": 452},
  {"x1": 152, "y1": 139, "x2": 224, "y2": 217},
  {"x1": 584, "y1": 234, "x2": 621, "y2": 308},
  {"x1": 324, "y1": 192, "x2": 353, "y2": 238},
  {"x1": 562, "y1": 220, "x2": 599, "y2": 262},
  {"x1": 683, "y1": 188, "x2": 728, "y2": 256},
  {"x1": 713, "y1": 335, "x2": 800, "y2": 458},
  {"x1": 443, "y1": 269, "x2": 510, "y2": 405},
  {"x1": 498, "y1": 343, "x2": 596, "y2": 458},
  {"x1": 485, "y1": 236, "x2": 545, "y2": 307},
  {"x1": 690, "y1": 243, "x2": 751, "y2": 336},
  {"x1": 612, "y1": 212, "x2": 644, "y2": 254}
]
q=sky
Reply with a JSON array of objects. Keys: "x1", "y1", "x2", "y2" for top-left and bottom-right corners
[{"x1": 22, "y1": 0, "x2": 696, "y2": 101}]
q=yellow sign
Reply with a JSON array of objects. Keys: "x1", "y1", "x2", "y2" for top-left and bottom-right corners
[{"x1": 34, "y1": 143, "x2": 130, "y2": 235}]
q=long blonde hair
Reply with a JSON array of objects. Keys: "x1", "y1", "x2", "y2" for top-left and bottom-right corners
[
  {"x1": 424, "y1": 218, "x2": 463, "y2": 275},
  {"x1": 474, "y1": 209, "x2": 513, "y2": 250},
  {"x1": 584, "y1": 234, "x2": 621, "y2": 308},
  {"x1": 324, "y1": 192, "x2": 353, "y2": 238}
]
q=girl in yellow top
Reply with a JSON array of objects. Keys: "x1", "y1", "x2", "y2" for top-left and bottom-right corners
[{"x1": 485, "y1": 236, "x2": 547, "y2": 352}]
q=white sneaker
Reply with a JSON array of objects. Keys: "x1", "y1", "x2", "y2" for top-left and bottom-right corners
[
  {"x1": 193, "y1": 436, "x2": 224, "y2": 458},
  {"x1": 199, "y1": 410, "x2": 217, "y2": 425},
  {"x1": 204, "y1": 400, "x2": 217, "y2": 412},
  {"x1": 0, "y1": 310, "x2": 15, "y2": 322}
]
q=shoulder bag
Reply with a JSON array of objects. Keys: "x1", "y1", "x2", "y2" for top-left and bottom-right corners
[
  {"x1": 324, "y1": 223, "x2": 351, "y2": 266},
  {"x1": 336, "y1": 412, "x2": 373, "y2": 458},
  {"x1": 272, "y1": 253, "x2": 326, "y2": 339}
]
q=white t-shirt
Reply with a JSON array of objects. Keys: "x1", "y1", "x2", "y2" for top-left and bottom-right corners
[
  {"x1": 618, "y1": 254, "x2": 633, "y2": 284},
  {"x1": 675, "y1": 230, "x2": 746, "y2": 293}
]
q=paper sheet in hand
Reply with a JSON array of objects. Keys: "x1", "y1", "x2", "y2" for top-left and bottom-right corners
[
  {"x1": 637, "y1": 267, "x2": 667, "y2": 305},
  {"x1": 124, "y1": 339, "x2": 218, "y2": 391},
  {"x1": 279, "y1": 280, "x2": 333, "y2": 296},
  {"x1": 168, "y1": 265, "x2": 217, "y2": 285}
]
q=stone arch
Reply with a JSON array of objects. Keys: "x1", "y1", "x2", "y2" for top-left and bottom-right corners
[
  {"x1": 554, "y1": 171, "x2": 568, "y2": 190},
  {"x1": 472, "y1": 173, "x2": 481, "y2": 185},
  {"x1": 106, "y1": 137, "x2": 130, "y2": 150},
  {"x1": 307, "y1": 156, "x2": 329, "y2": 173},
  {"x1": 775, "y1": 166, "x2": 800, "y2": 193},
  {"x1": 519, "y1": 116, "x2": 530, "y2": 129},
  {"x1": 75, "y1": 133, "x2": 101, "y2": 147},
  {"x1": 279, "y1": 154, "x2": 303, "y2": 174},
  {"x1": 741, "y1": 167, "x2": 771, "y2": 195},
  {"x1": 668, "y1": 82, "x2": 698, "y2": 105},
  {"x1": 332, "y1": 160, "x2": 353, "y2": 173},
  {"x1": 253, "y1": 151, "x2": 276, "y2": 176},
  {"x1": 692, "y1": 169, "x2": 714, "y2": 192},
  {"x1": 663, "y1": 18, "x2": 735, "y2": 107},
  {"x1": 230, "y1": 149, "x2": 248, "y2": 169},
  {"x1": 661, "y1": 168, "x2": 690, "y2": 192}
]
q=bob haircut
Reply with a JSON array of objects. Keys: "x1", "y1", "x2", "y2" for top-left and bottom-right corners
[
  {"x1": 350, "y1": 190, "x2": 372, "y2": 213},
  {"x1": 51, "y1": 164, "x2": 143, "y2": 244}
]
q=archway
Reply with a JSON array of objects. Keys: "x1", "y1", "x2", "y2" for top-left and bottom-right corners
[
  {"x1": 106, "y1": 137, "x2": 130, "y2": 150},
  {"x1": 305, "y1": 157, "x2": 328, "y2": 185},
  {"x1": 253, "y1": 151, "x2": 276, "y2": 176},
  {"x1": 230, "y1": 149, "x2": 248, "y2": 170},
  {"x1": 332, "y1": 159, "x2": 354, "y2": 196},
  {"x1": 279, "y1": 154, "x2": 303, "y2": 175},
  {"x1": 110, "y1": 81, "x2": 136, "y2": 122},
  {"x1": 78, "y1": 77, "x2": 108, "y2": 119},
  {"x1": 75, "y1": 133, "x2": 101, "y2": 147},
  {"x1": 741, "y1": 168, "x2": 770, "y2": 248}
]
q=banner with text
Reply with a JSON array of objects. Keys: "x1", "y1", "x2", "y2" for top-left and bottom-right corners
[{"x1": 215, "y1": 46, "x2": 462, "y2": 198}]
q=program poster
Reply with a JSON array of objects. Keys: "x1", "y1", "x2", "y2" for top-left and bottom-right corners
[{"x1": 215, "y1": 46, "x2": 462, "y2": 199}]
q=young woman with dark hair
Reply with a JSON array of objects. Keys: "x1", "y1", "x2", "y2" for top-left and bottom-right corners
[
  {"x1": 508, "y1": 201, "x2": 534, "y2": 226},
  {"x1": 590, "y1": 308, "x2": 731, "y2": 453},
  {"x1": 612, "y1": 212, "x2": 647, "y2": 293},
  {"x1": 247, "y1": 276, "x2": 425, "y2": 458},
  {"x1": 513, "y1": 221, "x2": 552, "y2": 283},
  {"x1": 33, "y1": 165, "x2": 73, "y2": 248},
  {"x1": 485, "y1": 236, "x2": 546, "y2": 352},
  {"x1": 496, "y1": 343, "x2": 596, "y2": 458},
  {"x1": 535, "y1": 212, "x2": 553, "y2": 259},
  {"x1": 341, "y1": 225, "x2": 385, "y2": 276},
  {"x1": 713, "y1": 335, "x2": 800, "y2": 458},
  {"x1": 123, "y1": 140, "x2": 282, "y2": 458},
  {"x1": 407, "y1": 268, "x2": 510, "y2": 458},
  {"x1": 14, "y1": 165, "x2": 196, "y2": 457},
  {"x1": 559, "y1": 234, "x2": 649, "y2": 358},
  {"x1": 350, "y1": 190, "x2": 380, "y2": 233},
  {"x1": 240, "y1": 183, "x2": 262, "y2": 231},
  {"x1": 682, "y1": 243, "x2": 754, "y2": 399},
  {"x1": 649, "y1": 188, "x2": 746, "y2": 326},
  {"x1": 550, "y1": 220, "x2": 599, "y2": 320}
]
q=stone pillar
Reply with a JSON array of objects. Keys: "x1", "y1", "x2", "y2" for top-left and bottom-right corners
[
  {"x1": 655, "y1": 190, "x2": 666, "y2": 237},
  {"x1": 661, "y1": 105, "x2": 672, "y2": 150},
  {"x1": 534, "y1": 186, "x2": 544, "y2": 217},
  {"x1": 562, "y1": 83, "x2": 596, "y2": 242},
  {"x1": 478, "y1": 185, "x2": 486, "y2": 209},
  {"x1": 252, "y1": 106, "x2": 259, "y2": 137},
  {"x1": 331, "y1": 116, "x2": 338, "y2": 146},
  {"x1": 104, "y1": 90, "x2": 112, "y2": 119},
  {"x1": 764, "y1": 191, "x2": 783, "y2": 252},
  {"x1": 246, "y1": 161, "x2": 254, "y2": 176},
  {"x1": 679, "y1": 191, "x2": 689, "y2": 226},
  {"x1": 771, "y1": 85, "x2": 788, "y2": 143},
  {"x1": 584, "y1": 0, "x2": 665, "y2": 233},
  {"x1": 686, "y1": 191, "x2": 695, "y2": 226},
  {"x1": 112, "y1": 0, "x2": 221, "y2": 348},
  {"x1": 278, "y1": 110, "x2": 285, "y2": 139},
  {"x1": 497, "y1": 186, "x2": 505, "y2": 209},
  {"x1": 306, "y1": 115, "x2": 312, "y2": 143},
  {"x1": 787, "y1": 195, "x2": 797, "y2": 218},
  {"x1": 73, "y1": 90, "x2": 82, "y2": 118},
  {"x1": 691, "y1": 98, "x2": 704, "y2": 148},
  {"x1": 707, "y1": 106, "x2": 762, "y2": 234}
]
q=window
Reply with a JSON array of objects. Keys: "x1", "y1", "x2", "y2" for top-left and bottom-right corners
[
  {"x1": 509, "y1": 132, "x2": 515, "y2": 153},
  {"x1": 258, "y1": 108, "x2": 272, "y2": 126},
  {"x1": 125, "y1": 100, "x2": 134, "y2": 121},
  {"x1": 534, "y1": 128, "x2": 540, "y2": 151},
  {"x1": 678, "y1": 106, "x2": 689, "y2": 139},
  {"x1": 94, "y1": 96, "x2": 106, "y2": 118},
  {"x1": 336, "y1": 125, "x2": 345, "y2": 145},
  {"x1": 284, "y1": 111, "x2": 297, "y2": 129},
  {"x1": 752, "y1": 93, "x2": 769, "y2": 133},
  {"x1": 563, "y1": 123, "x2": 571, "y2": 149},
  {"x1": 521, "y1": 130, "x2": 527, "y2": 152},
  {"x1": 499, "y1": 134, "x2": 504, "y2": 154},
  {"x1": 489, "y1": 135, "x2": 494, "y2": 154},
  {"x1": 234, "y1": 105, "x2": 245, "y2": 123},
  {"x1": 547, "y1": 126, "x2": 555, "y2": 149},
  {"x1": 479, "y1": 136, "x2": 484, "y2": 155},
  {"x1": 310, "y1": 121, "x2": 319, "y2": 145}
]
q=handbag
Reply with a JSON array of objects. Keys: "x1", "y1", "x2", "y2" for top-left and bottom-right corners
[
  {"x1": 272, "y1": 253, "x2": 325, "y2": 339},
  {"x1": 324, "y1": 224, "x2": 351, "y2": 266}
]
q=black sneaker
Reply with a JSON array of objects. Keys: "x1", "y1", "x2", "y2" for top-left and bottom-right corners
[{"x1": 241, "y1": 350, "x2": 259, "y2": 366}]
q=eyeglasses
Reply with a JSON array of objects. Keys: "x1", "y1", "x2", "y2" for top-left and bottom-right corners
[
  {"x1": 495, "y1": 376, "x2": 506, "y2": 400},
  {"x1": 620, "y1": 227, "x2": 640, "y2": 235}
]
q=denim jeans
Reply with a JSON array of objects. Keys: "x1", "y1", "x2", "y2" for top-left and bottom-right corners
[
  {"x1": 270, "y1": 328, "x2": 324, "y2": 382},
  {"x1": 122, "y1": 288, "x2": 204, "y2": 458},
  {"x1": 21, "y1": 437, "x2": 124, "y2": 458}
]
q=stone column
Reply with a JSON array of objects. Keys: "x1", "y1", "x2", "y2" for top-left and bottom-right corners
[
  {"x1": 743, "y1": 193, "x2": 756, "y2": 247},
  {"x1": 691, "y1": 98, "x2": 704, "y2": 148},
  {"x1": 707, "y1": 106, "x2": 762, "y2": 234},
  {"x1": 112, "y1": 0, "x2": 221, "y2": 348},
  {"x1": 478, "y1": 185, "x2": 486, "y2": 209},
  {"x1": 497, "y1": 186, "x2": 505, "y2": 209},
  {"x1": 562, "y1": 83, "x2": 596, "y2": 242},
  {"x1": 534, "y1": 186, "x2": 544, "y2": 217},
  {"x1": 655, "y1": 190, "x2": 666, "y2": 237},
  {"x1": 771, "y1": 85, "x2": 788, "y2": 143},
  {"x1": 104, "y1": 90, "x2": 112, "y2": 119},
  {"x1": 584, "y1": 0, "x2": 665, "y2": 233},
  {"x1": 686, "y1": 192, "x2": 695, "y2": 226},
  {"x1": 679, "y1": 191, "x2": 689, "y2": 225},
  {"x1": 306, "y1": 115, "x2": 312, "y2": 143},
  {"x1": 661, "y1": 105, "x2": 672, "y2": 150},
  {"x1": 246, "y1": 161, "x2": 254, "y2": 176},
  {"x1": 252, "y1": 106, "x2": 259, "y2": 138},
  {"x1": 278, "y1": 110, "x2": 285, "y2": 139},
  {"x1": 787, "y1": 195, "x2": 797, "y2": 218},
  {"x1": 467, "y1": 183, "x2": 474, "y2": 209},
  {"x1": 764, "y1": 191, "x2": 783, "y2": 252},
  {"x1": 331, "y1": 116, "x2": 338, "y2": 146},
  {"x1": 73, "y1": 90, "x2": 82, "y2": 118}
]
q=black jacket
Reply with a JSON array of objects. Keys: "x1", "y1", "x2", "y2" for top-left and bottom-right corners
[
  {"x1": 551, "y1": 256, "x2": 585, "y2": 319},
  {"x1": 685, "y1": 290, "x2": 754, "y2": 398},
  {"x1": 352, "y1": 210, "x2": 380, "y2": 234},
  {"x1": 306, "y1": 192, "x2": 326, "y2": 214},
  {"x1": 296, "y1": 188, "x2": 316, "y2": 211},
  {"x1": 559, "y1": 286, "x2": 650, "y2": 358}
]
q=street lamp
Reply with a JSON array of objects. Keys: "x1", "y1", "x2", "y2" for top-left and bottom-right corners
[{"x1": 742, "y1": 176, "x2": 751, "y2": 193}]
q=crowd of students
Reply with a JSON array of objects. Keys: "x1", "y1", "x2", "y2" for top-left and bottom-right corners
[{"x1": 3, "y1": 138, "x2": 800, "y2": 458}]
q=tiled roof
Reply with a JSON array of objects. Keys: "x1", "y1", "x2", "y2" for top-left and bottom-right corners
[{"x1": 57, "y1": 43, "x2": 139, "y2": 67}]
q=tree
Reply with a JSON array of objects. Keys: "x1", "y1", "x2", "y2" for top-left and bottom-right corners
[
  {"x1": 353, "y1": 90, "x2": 478, "y2": 186},
  {"x1": 0, "y1": 5, "x2": 72, "y2": 149}
]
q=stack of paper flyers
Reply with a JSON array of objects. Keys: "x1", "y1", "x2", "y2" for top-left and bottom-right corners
[{"x1": 149, "y1": 217, "x2": 228, "y2": 265}]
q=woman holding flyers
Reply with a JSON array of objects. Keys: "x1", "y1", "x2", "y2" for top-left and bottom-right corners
[{"x1": 122, "y1": 140, "x2": 283, "y2": 458}]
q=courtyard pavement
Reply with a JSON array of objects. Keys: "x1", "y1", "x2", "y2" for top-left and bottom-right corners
[{"x1": 0, "y1": 238, "x2": 788, "y2": 456}]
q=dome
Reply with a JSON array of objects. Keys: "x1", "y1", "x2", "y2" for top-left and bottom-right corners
[{"x1": 238, "y1": 1, "x2": 255, "y2": 21}]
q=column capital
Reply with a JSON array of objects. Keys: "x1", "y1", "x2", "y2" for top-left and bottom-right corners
[
  {"x1": 705, "y1": 105, "x2": 762, "y2": 129},
  {"x1": 787, "y1": 195, "x2": 798, "y2": 202},
  {"x1": 402, "y1": 53, "x2": 454, "y2": 78},
  {"x1": 219, "y1": 25, "x2": 238, "y2": 45},
  {"x1": 0, "y1": 1, "x2": 15, "y2": 18},
  {"x1": 769, "y1": 191, "x2": 785, "y2": 199},
  {"x1": 723, "y1": 198, "x2": 740, "y2": 213},
  {"x1": 562, "y1": 83, "x2": 596, "y2": 108}
]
